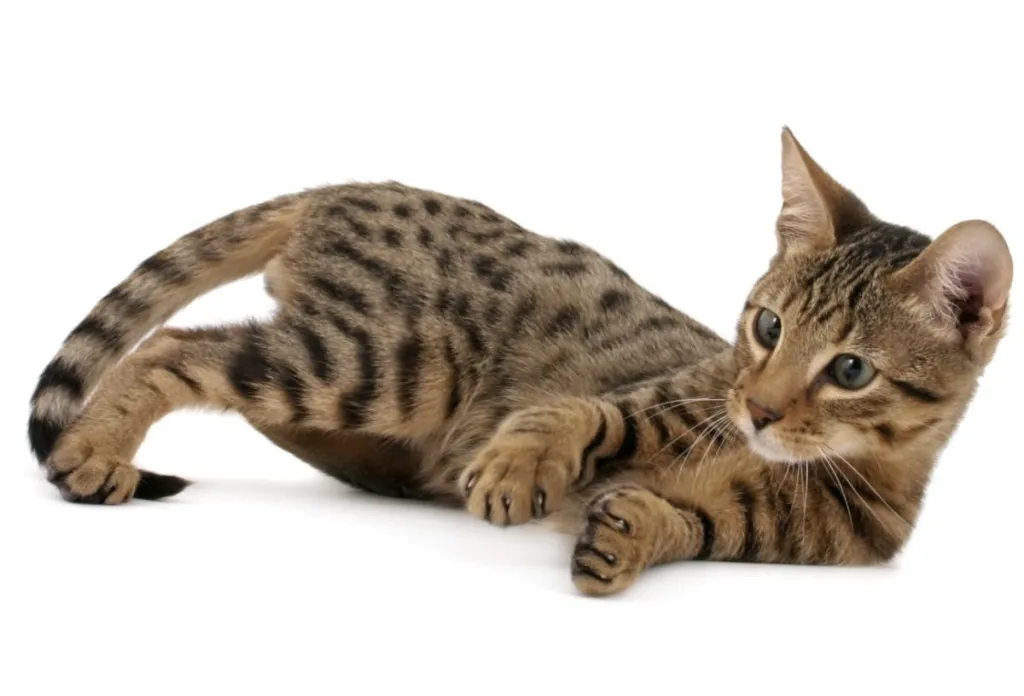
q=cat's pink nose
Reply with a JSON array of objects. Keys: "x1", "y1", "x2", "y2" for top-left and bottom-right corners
[{"x1": 746, "y1": 399, "x2": 783, "y2": 431}]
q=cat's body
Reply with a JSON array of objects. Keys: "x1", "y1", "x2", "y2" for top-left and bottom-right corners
[{"x1": 29, "y1": 130, "x2": 1013, "y2": 595}]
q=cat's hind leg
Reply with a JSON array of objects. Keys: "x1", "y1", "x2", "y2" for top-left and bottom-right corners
[{"x1": 44, "y1": 314, "x2": 432, "y2": 503}]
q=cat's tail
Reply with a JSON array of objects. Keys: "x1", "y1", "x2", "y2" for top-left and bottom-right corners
[{"x1": 28, "y1": 193, "x2": 308, "y2": 498}]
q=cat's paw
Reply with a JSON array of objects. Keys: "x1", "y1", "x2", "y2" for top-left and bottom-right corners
[
  {"x1": 460, "y1": 415, "x2": 581, "y2": 525},
  {"x1": 572, "y1": 486, "x2": 658, "y2": 596},
  {"x1": 46, "y1": 432, "x2": 140, "y2": 504}
]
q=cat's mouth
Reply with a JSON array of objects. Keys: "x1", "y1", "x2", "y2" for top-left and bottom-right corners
[{"x1": 728, "y1": 404, "x2": 819, "y2": 464}]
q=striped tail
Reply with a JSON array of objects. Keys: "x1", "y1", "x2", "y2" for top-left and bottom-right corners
[{"x1": 28, "y1": 193, "x2": 306, "y2": 498}]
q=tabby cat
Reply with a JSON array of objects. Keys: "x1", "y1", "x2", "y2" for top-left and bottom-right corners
[{"x1": 28, "y1": 129, "x2": 1013, "y2": 596}]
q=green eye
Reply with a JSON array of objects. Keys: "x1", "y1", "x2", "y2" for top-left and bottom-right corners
[
  {"x1": 828, "y1": 354, "x2": 876, "y2": 390},
  {"x1": 754, "y1": 308, "x2": 782, "y2": 349}
]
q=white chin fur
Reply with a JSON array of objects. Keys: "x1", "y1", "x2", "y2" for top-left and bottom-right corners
[
  {"x1": 731, "y1": 410, "x2": 806, "y2": 464},
  {"x1": 746, "y1": 439, "x2": 800, "y2": 463}
]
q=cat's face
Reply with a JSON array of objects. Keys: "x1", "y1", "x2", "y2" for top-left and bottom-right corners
[{"x1": 724, "y1": 129, "x2": 1013, "y2": 467}]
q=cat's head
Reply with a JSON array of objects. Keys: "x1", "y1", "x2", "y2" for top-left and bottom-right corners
[{"x1": 726, "y1": 128, "x2": 1013, "y2": 470}]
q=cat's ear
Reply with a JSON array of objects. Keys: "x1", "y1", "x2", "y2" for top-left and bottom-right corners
[
  {"x1": 776, "y1": 127, "x2": 870, "y2": 256},
  {"x1": 892, "y1": 220, "x2": 1013, "y2": 344}
]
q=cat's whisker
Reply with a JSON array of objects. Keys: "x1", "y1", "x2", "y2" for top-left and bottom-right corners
[
  {"x1": 827, "y1": 456, "x2": 900, "y2": 539},
  {"x1": 628, "y1": 397, "x2": 725, "y2": 419},
  {"x1": 774, "y1": 461, "x2": 794, "y2": 496},
  {"x1": 694, "y1": 414, "x2": 735, "y2": 479},
  {"x1": 817, "y1": 446, "x2": 853, "y2": 527},
  {"x1": 648, "y1": 407, "x2": 729, "y2": 463},
  {"x1": 826, "y1": 445, "x2": 912, "y2": 530},
  {"x1": 671, "y1": 411, "x2": 733, "y2": 484}
]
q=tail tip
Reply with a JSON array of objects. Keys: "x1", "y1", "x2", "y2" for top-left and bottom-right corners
[{"x1": 135, "y1": 470, "x2": 192, "y2": 500}]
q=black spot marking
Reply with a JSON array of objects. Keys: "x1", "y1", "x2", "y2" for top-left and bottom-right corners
[
  {"x1": 297, "y1": 294, "x2": 318, "y2": 317},
  {"x1": 578, "y1": 415, "x2": 607, "y2": 482},
  {"x1": 102, "y1": 286, "x2": 149, "y2": 318},
  {"x1": 555, "y1": 240, "x2": 586, "y2": 256},
  {"x1": 454, "y1": 205, "x2": 471, "y2": 218},
  {"x1": 383, "y1": 227, "x2": 402, "y2": 247},
  {"x1": 424, "y1": 198, "x2": 442, "y2": 215},
  {"x1": 138, "y1": 253, "x2": 190, "y2": 285},
  {"x1": 164, "y1": 364, "x2": 202, "y2": 395},
  {"x1": 313, "y1": 276, "x2": 371, "y2": 315},
  {"x1": 417, "y1": 226, "x2": 434, "y2": 248},
  {"x1": 228, "y1": 327, "x2": 273, "y2": 400},
  {"x1": 443, "y1": 337, "x2": 463, "y2": 418},
  {"x1": 392, "y1": 203, "x2": 411, "y2": 218},
  {"x1": 435, "y1": 248, "x2": 454, "y2": 274},
  {"x1": 396, "y1": 333, "x2": 423, "y2": 418},
  {"x1": 733, "y1": 482, "x2": 758, "y2": 562},
  {"x1": 329, "y1": 238, "x2": 403, "y2": 302},
  {"x1": 599, "y1": 402, "x2": 638, "y2": 467},
  {"x1": 673, "y1": 503, "x2": 716, "y2": 560},
  {"x1": 452, "y1": 294, "x2": 485, "y2": 354},
  {"x1": 470, "y1": 229, "x2": 503, "y2": 244},
  {"x1": 326, "y1": 206, "x2": 371, "y2": 239},
  {"x1": 295, "y1": 323, "x2": 332, "y2": 382},
  {"x1": 329, "y1": 313, "x2": 378, "y2": 428},
  {"x1": 546, "y1": 306, "x2": 581, "y2": 336},
  {"x1": 28, "y1": 415, "x2": 63, "y2": 462},
  {"x1": 542, "y1": 261, "x2": 588, "y2": 277},
  {"x1": 599, "y1": 289, "x2": 630, "y2": 312},
  {"x1": 875, "y1": 423, "x2": 895, "y2": 444},
  {"x1": 472, "y1": 254, "x2": 514, "y2": 292},
  {"x1": 435, "y1": 287, "x2": 454, "y2": 315},
  {"x1": 68, "y1": 316, "x2": 124, "y2": 351},
  {"x1": 504, "y1": 240, "x2": 534, "y2": 257},
  {"x1": 343, "y1": 196, "x2": 380, "y2": 212},
  {"x1": 32, "y1": 358, "x2": 85, "y2": 401}
]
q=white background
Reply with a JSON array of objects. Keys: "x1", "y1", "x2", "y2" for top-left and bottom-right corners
[{"x1": 1, "y1": 2, "x2": 1021, "y2": 694}]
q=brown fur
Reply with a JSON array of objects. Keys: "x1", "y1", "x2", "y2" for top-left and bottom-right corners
[{"x1": 28, "y1": 129, "x2": 1013, "y2": 595}]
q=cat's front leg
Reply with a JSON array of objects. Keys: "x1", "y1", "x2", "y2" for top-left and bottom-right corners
[
  {"x1": 459, "y1": 398, "x2": 628, "y2": 525},
  {"x1": 570, "y1": 462, "x2": 914, "y2": 596},
  {"x1": 570, "y1": 485, "x2": 684, "y2": 595}
]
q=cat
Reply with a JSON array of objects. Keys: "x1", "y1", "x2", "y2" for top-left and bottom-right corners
[{"x1": 28, "y1": 128, "x2": 1013, "y2": 596}]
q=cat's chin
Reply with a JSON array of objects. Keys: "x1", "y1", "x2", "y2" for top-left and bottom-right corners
[{"x1": 743, "y1": 435, "x2": 802, "y2": 464}]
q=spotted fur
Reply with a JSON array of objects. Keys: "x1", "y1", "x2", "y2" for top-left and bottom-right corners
[{"x1": 28, "y1": 128, "x2": 1013, "y2": 595}]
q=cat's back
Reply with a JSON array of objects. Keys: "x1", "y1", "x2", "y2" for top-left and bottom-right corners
[{"x1": 283, "y1": 182, "x2": 728, "y2": 394}]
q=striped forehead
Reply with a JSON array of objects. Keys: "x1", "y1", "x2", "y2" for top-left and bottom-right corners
[{"x1": 770, "y1": 223, "x2": 932, "y2": 331}]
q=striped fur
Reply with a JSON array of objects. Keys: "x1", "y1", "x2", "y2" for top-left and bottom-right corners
[{"x1": 28, "y1": 129, "x2": 1012, "y2": 595}]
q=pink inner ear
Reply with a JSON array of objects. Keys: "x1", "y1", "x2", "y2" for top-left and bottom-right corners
[{"x1": 952, "y1": 268, "x2": 984, "y2": 326}]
